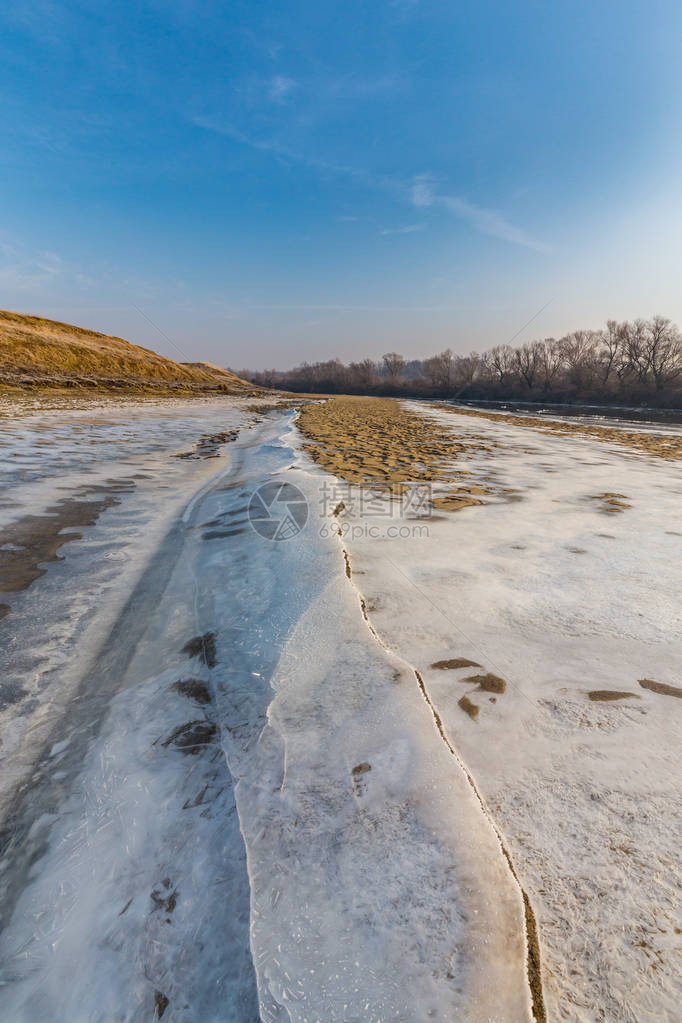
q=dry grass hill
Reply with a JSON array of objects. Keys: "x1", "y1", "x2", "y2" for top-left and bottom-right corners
[{"x1": 0, "y1": 310, "x2": 256, "y2": 395}]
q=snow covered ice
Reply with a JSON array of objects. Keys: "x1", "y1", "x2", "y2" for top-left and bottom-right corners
[{"x1": 0, "y1": 396, "x2": 679, "y2": 1021}]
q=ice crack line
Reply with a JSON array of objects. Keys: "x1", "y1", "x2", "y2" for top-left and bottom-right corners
[{"x1": 335, "y1": 524, "x2": 547, "y2": 1023}]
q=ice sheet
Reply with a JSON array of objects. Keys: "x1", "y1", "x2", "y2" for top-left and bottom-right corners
[
  {"x1": 0, "y1": 402, "x2": 534, "y2": 1021},
  {"x1": 0, "y1": 398, "x2": 262, "y2": 819},
  {"x1": 316, "y1": 400, "x2": 682, "y2": 1021}
]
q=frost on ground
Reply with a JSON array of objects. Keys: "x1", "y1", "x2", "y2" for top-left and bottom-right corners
[
  {"x1": 316, "y1": 401, "x2": 682, "y2": 1022},
  {"x1": 0, "y1": 398, "x2": 532, "y2": 1022}
]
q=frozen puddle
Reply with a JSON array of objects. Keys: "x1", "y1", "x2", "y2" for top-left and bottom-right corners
[{"x1": 0, "y1": 402, "x2": 534, "y2": 1021}]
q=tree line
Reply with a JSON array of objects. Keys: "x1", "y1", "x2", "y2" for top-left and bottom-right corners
[{"x1": 237, "y1": 316, "x2": 682, "y2": 407}]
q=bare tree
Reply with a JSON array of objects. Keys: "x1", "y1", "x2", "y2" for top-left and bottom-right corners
[
  {"x1": 382, "y1": 352, "x2": 406, "y2": 380},
  {"x1": 486, "y1": 345, "x2": 517, "y2": 387},
  {"x1": 644, "y1": 316, "x2": 682, "y2": 391},
  {"x1": 239, "y1": 314, "x2": 682, "y2": 404},
  {"x1": 424, "y1": 349, "x2": 455, "y2": 390},
  {"x1": 538, "y1": 338, "x2": 563, "y2": 392},
  {"x1": 453, "y1": 352, "x2": 481, "y2": 390},
  {"x1": 348, "y1": 358, "x2": 376, "y2": 391},
  {"x1": 559, "y1": 330, "x2": 599, "y2": 391},
  {"x1": 514, "y1": 341, "x2": 543, "y2": 390},
  {"x1": 596, "y1": 320, "x2": 625, "y2": 386},
  {"x1": 621, "y1": 319, "x2": 650, "y2": 383}
]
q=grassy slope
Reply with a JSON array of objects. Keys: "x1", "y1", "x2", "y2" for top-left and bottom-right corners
[{"x1": 0, "y1": 310, "x2": 255, "y2": 394}]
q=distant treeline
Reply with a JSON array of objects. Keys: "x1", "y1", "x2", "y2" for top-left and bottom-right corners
[{"x1": 236, "y1": 316, "x2": 682, "y2": 407}]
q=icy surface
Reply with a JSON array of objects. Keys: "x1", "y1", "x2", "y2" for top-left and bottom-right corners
[
  {"x1": 323, "y1": 401, "x2": 682, "y2": 1022},
  {"x1": 0, "y1": 399, "x2": 260, "y2": 819},
  {"x1": 0, "y1": 401, "x2": 533, "y2": 1021}
]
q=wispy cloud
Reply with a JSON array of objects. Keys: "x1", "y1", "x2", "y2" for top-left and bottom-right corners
[
  {"x1": 191, "y1": 115, "x2": 381, "y2": 184},
  {"x1": 268, "y1": 75, "x2": 297, "y2": 103},
  {"x1": 323, "y1": 73, "x2": 406, "y2": 100},
  {"x1": 389, "y1": 0, "x2": 421, "y2": 22},
  {"x1": 442, "y1": 196, "x2": 548, "y2": 251},
  {"x1": 191, "y1": 117, "x2": 547, "y2": 252},
  {"x1": 0, "y1": 240, "x2": 74, "y2": 291},
  {"x1": 410, "y1": 176, "x2": 548, "y2": 251},
  {"x1": 410, "y1": 177, "x2": 435, "y2": 208},
  {"x1": 380, "y1": 223, "x2": 424, "y2": 235}
]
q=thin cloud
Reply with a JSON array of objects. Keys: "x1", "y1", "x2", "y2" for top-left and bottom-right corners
[
  {"x1": 442, "y1": 196, "x2": 548, "y2": 251},
  {"x1": 411, "y1": 176, "x2": 548, "y2": 251},
  {"x1": 191, "y1": 115, "x2": 380, "y2": 184},
  {"x1": 411, "y1": 177, "x2": 435, "y2": 208},
  {"x1": 390, "y1": 0, "x2": 421, "y2": 21},
  {"x1": 0, "y1": 240, "x2": 72, "y2": 291},
  {"x1": 268, "y1": 75, "x2": 297, "y2": 103},
  {"x1": 192, "y1": 117, "x2": 547, "y2": 252},
  {"x1": 380, "y1": 223, "x2": 424, "y2": 235}
]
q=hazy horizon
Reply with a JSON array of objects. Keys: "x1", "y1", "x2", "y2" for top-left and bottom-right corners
[{"x1": 2, "y1": 1, "x2": 682, "y2": 370}]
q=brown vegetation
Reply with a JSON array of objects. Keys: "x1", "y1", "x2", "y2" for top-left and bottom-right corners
[
  {"x1": 638, "y1": 678, "x2": 682, "y2": 699},
  {"x1": 0, "y1": 309, "x2": 255, "y2": 395},
  {"x1": 588, "y1": 691, "x2": 640, "y2": 702},
  {"x1": 430, "y1": 658, "x2": 481, "y2": 670}
]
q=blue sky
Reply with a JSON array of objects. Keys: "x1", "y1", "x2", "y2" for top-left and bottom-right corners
[{"x1": 1, "y1": 1, "x2": 681, "y2": 368}]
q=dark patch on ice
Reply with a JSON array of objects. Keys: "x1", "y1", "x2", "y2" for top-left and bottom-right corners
[
  {"x1": 333, "y1": 501, "x2": 345, "y2": 517},
  {"x1": 590, "y1": 492, "x2": 631, "y2": 514},
  {"x1": 588, "y1": 690, "x2": 641, "y2": 702},
  {"x1": 202, "y1": 507, "x2": 248, "y2": 528},
  {"x1": 182, "y1": 632, "x2": 217, "y2": 667},
  {"x1": 0, "y1": 679, "x2": 27, "y2": 709},
  {"x1": 458, "y1": 694, "x2": 479, "y2": 720},
  {"x1": 151, "y1": 877, "x2": 179, "y2": 919},
  {"x1": 174, "y1": 429, "x2": 238, "y2": 460},
  {"x1": 183, "y1": 784, "x2": 210, "y2": 809},
  {"x1": 203, "y1": 527, "x2": 247, "y2": 539},
  {"x1": 154, "y1": 990, "x2": 169, "y2": 1018},
  {"x1": 430, "y1": 657, "x2": 481, "y2": 670},
  {"x1": 638, "y1": 678, "x2": 682, "y2": 699},
  {"x1": 162, "y1": 720, "x2": 217, "y2": 754},
  {"x1": 0, "y1": 480, "x2": 135, "y2": 593},
  {"x1": 118, "y1": 897, "x2": 133, "y2": 916},
  {"x1": 567, "y1": 547, "x2": 587, "y2": 554},
  {"x1": 351, "y1": 762, "x2": 371, "y2": 796},
  {"x1": 173, "y1": 678, "x2": 212, "y2": 705},
  {"x1": 0, "y1": 603, "x2": 10, "y2": 620},
  {"x1": 462, "y1": 672, "x2": 507, "y2": 694}
]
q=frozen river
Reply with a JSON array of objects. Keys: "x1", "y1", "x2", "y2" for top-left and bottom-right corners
[{"x1": 0, "y1": 395, "x2": 679, "y2": 1021}]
